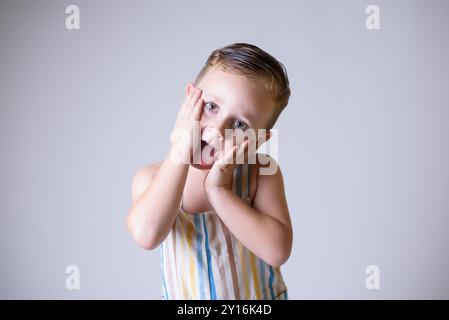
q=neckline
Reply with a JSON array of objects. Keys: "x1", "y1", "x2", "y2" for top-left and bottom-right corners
[
  {"x1": 179, "y1": 163, "x2": 250, "y2": 216},
  {"x1": 179, "y1": 206, "x2": 216, "y2": 216}
]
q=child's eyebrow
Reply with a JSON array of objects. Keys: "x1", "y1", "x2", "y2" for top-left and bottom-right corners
[
  {"x1": 239, "y1": 113, "x2": 255, "y2": 127},
  {"x1": 204, "y1": 95, "x2": 223, "y2": 104}
]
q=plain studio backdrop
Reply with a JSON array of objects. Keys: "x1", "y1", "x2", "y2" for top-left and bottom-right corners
[{"x1": 1, "y1": 0, "x2": 448, "y2": 299}]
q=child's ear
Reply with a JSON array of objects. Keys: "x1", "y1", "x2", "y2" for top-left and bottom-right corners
[{"x1": 185, "y1": 83, "x2": 195, "y2": 97}]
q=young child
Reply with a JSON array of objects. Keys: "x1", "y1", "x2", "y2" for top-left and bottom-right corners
[{"x1": 126, "y1": 43, "x2": 292, "y2": 300}]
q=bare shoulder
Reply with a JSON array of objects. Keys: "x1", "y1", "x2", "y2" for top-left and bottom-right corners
[
  {"x1": 251, "y1": 153, "x2": 291, "y2": 227},
  {"x1": 249, "y1": 154, "x2": 284, "y2": 203},
  {"x1": 251, "y1": 153, "x2": 283, "y2": 186},
  {"x1": 131, "y1": 161, "x2": 163, "y2": 202}
]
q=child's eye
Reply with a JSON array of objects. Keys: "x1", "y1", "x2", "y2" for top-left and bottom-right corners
[
  {"x1": 233, "y1": 119, "x2": 248, "y2": 131},
  {"x1": 205, "y1": 102, "x2": 217, "y2": 111}
]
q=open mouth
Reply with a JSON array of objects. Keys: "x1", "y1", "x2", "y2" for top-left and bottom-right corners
[{"x1": 200, "y1": 139, "x2": 216, "y2": 165}]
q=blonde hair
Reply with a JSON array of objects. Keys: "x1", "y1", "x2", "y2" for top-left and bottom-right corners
[{"x1": 194, "y1": 43, "x2": 291, "y2": 129}]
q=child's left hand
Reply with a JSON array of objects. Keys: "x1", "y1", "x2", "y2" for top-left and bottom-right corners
[{"x1": 204, "y1": 132, "x2": 271, "y2": 196}]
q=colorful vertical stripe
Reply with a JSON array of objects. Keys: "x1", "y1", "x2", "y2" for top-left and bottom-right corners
[{"x1": 159, "y1": 163, "x2": 288, "y2": 300}]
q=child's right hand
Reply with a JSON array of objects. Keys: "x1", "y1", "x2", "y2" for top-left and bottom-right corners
[{"x1": 169, "y1": 84, "x2": 204, "y2": 163}]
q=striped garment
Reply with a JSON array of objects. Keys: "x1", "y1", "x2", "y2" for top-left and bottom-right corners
[{"x1": 159, "y1": 163, "x2": 288, "y2": 300}]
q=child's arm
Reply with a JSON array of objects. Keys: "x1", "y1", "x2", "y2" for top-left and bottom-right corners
[
  {"x1": 206, "y1": 148, "x2": 293, "y2": 267},
  {"x1": 126, "y1": 85, "x2": 204, "y2": 250}
]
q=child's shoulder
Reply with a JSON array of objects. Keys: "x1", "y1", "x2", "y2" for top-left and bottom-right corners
[
  {"x1": 249, "y1": 153, "x2": 284, "y2": 203},
  {"x1": 252, "y1": 153, "x2": 282, "y2": 178},
  {"x1": 251, "y1": 153, "x2": 291, "y2": 230},
  {"x1": 130, "y1": 161, "x2": 163, "y2": 202}
]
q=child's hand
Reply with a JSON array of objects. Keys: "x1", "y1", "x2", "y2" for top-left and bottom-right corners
[
  {"x1": 204, "y1": 131, "x2": 272, "y2": 196},
  {"x1": 169, "y1": 84, "x2": 204, "y2": 162}
]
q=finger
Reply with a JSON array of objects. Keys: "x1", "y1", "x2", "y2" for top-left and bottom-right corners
[
  {"x1": 180, "y1": 85, "x2": 197, "y2": 115},
  {"x1": 191, "y1": 97, "x2": 204, "y2": 121},
  {"x1": 182, "y1": 88, "x2": 200, "y2": 119},
  {"x1": 190, "y1": 87, "x2": 202, "y2": 110},
  {"x1": 235, "y1": 139, "x2": 249, "y2": 164},
  {"x1": 246, "y1": 136, "x2": 258, "y2": 163},
  {"x1": 218, "y1": 144, "x2": 239, "y2": 168},
  {"x1": 186, "y1": 87, "x2": 198, "y2": 109}
]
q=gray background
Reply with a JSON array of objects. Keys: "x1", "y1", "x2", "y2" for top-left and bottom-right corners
[{"x1": 1, "y1": 0, "x2": 448, "y2": 299}]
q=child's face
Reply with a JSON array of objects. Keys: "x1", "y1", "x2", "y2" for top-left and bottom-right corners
[{"x1": 189, "y1": 66, "x2": 276, "y2": 169}]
